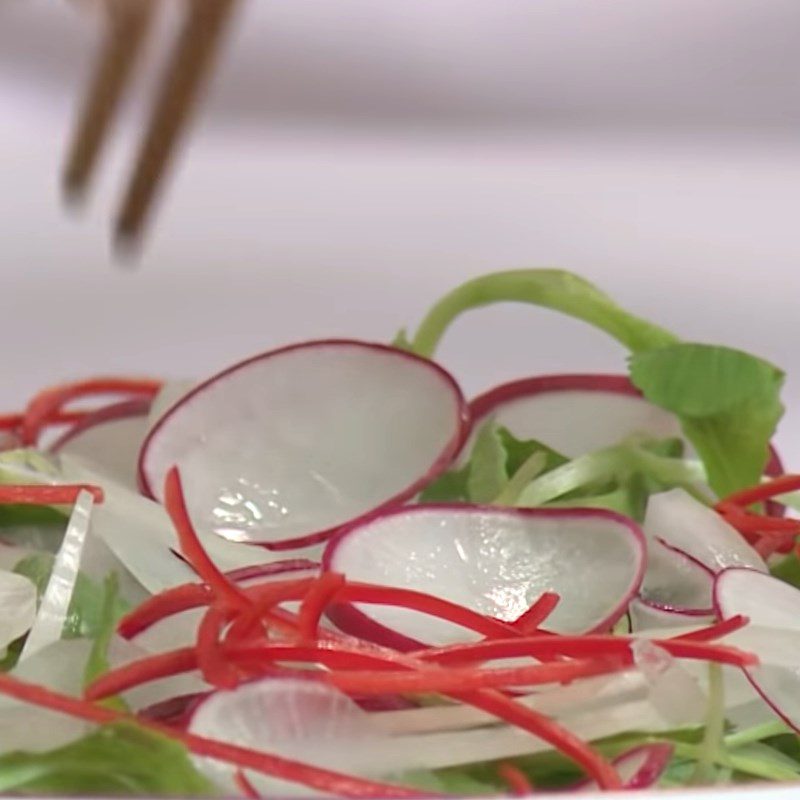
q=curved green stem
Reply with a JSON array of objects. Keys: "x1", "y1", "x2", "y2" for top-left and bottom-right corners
[{"x1": 409, "y1": 270, "x2": 677, "y2": 358}]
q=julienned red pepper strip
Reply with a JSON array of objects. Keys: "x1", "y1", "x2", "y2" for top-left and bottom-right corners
[
  {"x1": 0, "y1": 409, "x2": 89, "y2": 432},
  {"x1": 164, "y1": 468, "x2": 253, "y2": 612},
  {"x1": 672, "y1": 615, "x2": 749, "y2": 643},
  {"x1": 85, "y1": 643, "x2": 401, "y2": 701},
  {"x1": 0, "y1": 673, "x2": 429, "y2": 798},
  {"x1": 498, "y1": 762, "x2": 534, "y2": 796},
  {"x1": 0, "y1": 484, "x2": 104, "y2": 505},
  {"x1": 196, "y1": 606, "x2": 240, "y2": 689},
  {"x1": 415, "y1": 635, "x2": 757, "y2": 669},
  {"x1": 19, "y1": 377, "x2": 162, "y2": 445},
  {"x1": 511, "y1": 591, "x2": 560, "y2": 634},
  {"x1": 322, "y1": 656, "x2": 625, "y2": 696},
  {"x1": 721, "y1": 474, "x2": 800, "y2": 509},
  {"x1": 117, "y1": 584, "x2": 214, "y2": 638},
  {"x1": 297, "y1": 573, "x2": 346, "y2": 641},
  {"x1": 336, "y1": 582, "x2": 522, "y2": 640},
  {"x1": 235, "y1": 770, "x2": 261, "y2": 798}
]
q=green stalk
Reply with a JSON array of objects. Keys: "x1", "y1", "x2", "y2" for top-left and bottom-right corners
[
  {"x1": 493, "y1": 451, "x2": 547, "y2": 506},
  {"x1": 409, "y1": 270, "x2": 677, "y2": 358},
  {"x1": 691, "y1": 663, "x2": 726, "y2": 785}
]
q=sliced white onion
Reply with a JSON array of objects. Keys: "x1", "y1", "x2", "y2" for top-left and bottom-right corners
[
  {"x1": 644, "y1": 489, "x2": 766, "y2": 574},
  {"x1": 139, "y1": 340, "x2": 468, "y2": 550},
  {"x1": 0, "y1": 569, "x2": 37, "y2": 651},
  {"x1": 715, "y1": 568, "x2": 800, "y2": 732},
  {"x1": 324, "y1": 505, "x2": 645, "y2": 647},
  {"x1": 19, "y1": 489, "x2": 94, "y2": 660},
  {"x1": 50, "y1": 398, "x2": 151, "y2": 490}
]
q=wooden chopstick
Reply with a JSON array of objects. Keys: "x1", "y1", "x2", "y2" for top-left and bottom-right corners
[
  {"x1": 63, "y1": 0, "x2": 155, "y2": 198},
  {"x1": 115, "y1": 0, "x2": 240, "y2": 246}
]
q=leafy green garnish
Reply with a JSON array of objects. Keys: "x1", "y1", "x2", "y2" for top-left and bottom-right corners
[
  {"x1": 14, "y1": 554, "x2": 128, "y2": 641},
  {"x1": 0, "y1": 723, "x2": 215, "y2": 796},
  {"x1": 770, "y1": 552, "x2": 800, "y2": 589},
  {"x1": 419, "y1": 424, "x2": 568, "y2": 504},
  {"x1": 629, "y1": 344, "x2": 784, "y2": 497},
  {"x1": 83, "y1": 574, "x2": 128, "y2": 712},
  {"x1": 405, "y1": 269, "x2": 784, "y2": 496}
]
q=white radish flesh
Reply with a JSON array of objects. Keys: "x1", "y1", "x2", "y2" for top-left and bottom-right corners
[
  {"x1": 324, "y1": 505, "x2": 645, "y2": 646},
  {"x1": 140, "y1": 340, "x2": 468, "y2": 550},
  {"x1": 468, "y1": 374, "x2": 685, "y2": 458},
  {"x1": 645, "y1": 489, "x2": 766, "y2": 574},
  {"x1": 188, "y1": 679, "x2": 397, "y2": 797},
  {"x1": 715, "y1": 568, "x2": 800, "y2": 732},
  {"x1": 639, "y1": 538, "x2": 715, "y2": 615}
]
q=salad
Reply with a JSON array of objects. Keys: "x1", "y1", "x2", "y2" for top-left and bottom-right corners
[{"x1": 1, "y1": 269, "x2": 800, "y2": 797}]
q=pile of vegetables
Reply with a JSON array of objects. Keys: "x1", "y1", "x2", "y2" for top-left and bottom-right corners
[{"x1": 2, "y1": 269, "x2": 800, "y2": 797}]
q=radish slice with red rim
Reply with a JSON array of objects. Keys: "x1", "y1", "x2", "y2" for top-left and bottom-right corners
[
  {"x1": 644, "y1": 489, "x2": 766, "y2": 574},
  {"x1": 468, "y1": 374, "x2": 784, "y2": 494},
  {"x1": 49, "y1": 399, "x2": 151, "y2": 490},
  {"x1": 570, "y1": 743, "x2": 673, "y2": 792},
  {"x1": 469, "y1": 374, "x2": 685, "y2": 458},
  {"x1": 139, "y1": 340, "x2": 468, "y2": 550},
  {"x1": 147, "y1": 381, "x2": 195, "y2": 430},
  {"x1": 188, "y1": 678, "x2": 398, "y2": 797},
  {"x1": 324, "y1": 505, "x2": 645, "y2": 648},
  {"x1": 629, "y1": 598, "x2": 713, "y2": 633},
  {"x1": 639, "y1": 538, "x2": 715, "y2": 616},
  {"x1": 714, "y1": 568, "x2": 800, "y2": 732}
]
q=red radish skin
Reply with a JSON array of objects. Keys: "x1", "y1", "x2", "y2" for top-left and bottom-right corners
[
  {"x1": 323, "y1": 504, "x2": 646, "y2": 649},
  {"x1": 138, "y1": 340, "x2": 469, "y2": 551}
]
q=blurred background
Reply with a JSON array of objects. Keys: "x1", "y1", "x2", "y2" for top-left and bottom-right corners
[{"x1": 2, "y1": 1, "x2": 800, "y2": 458}]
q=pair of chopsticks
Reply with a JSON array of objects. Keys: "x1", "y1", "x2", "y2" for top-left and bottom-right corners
[{"x1": 64, "y1": 0, "x2": 240, "y2": 248}]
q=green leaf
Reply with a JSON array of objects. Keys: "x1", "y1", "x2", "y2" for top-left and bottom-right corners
[
  {"x1": 0, "y1": 722, "x2": 215, "y2": 796},
  {"x1": 496, "y1": 427, "x2": 568, "y2": 475},
  {"x1": 14, "y1": 554, "x2": 128, "y2": 641},
  {"x1": 83, "y1": 575, "x2": 128, "y2": 711},
  {"x1": 409, "y1": 269, "x2": 677, "y2": 357},
  {"x1": 630, "y1": 344, "x2": 784, "y2": 497},
  {"x1": 466, "y1": 423, "x2": 508, "y2": 503},
  {"x1": 418, "y1": 466, "x2": 470, "y2": 503}
]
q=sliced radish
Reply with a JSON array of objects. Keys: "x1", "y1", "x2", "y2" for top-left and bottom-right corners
[
  {"x1": 139, "y1": 340, "x2": 468, "y2": 550},
  {"x1": 572, "y1": 743, "x2": 673, "y2": 791},
  {"x1": 468, "y1": 374, "x2": 785, "y2": 482},
  {"x1": 714, "y1": 568, "x2": 800, "y2": 732},
  {"x1": 132, "y1": 560, "x2": 319, "y2": 653},
  {"x1": 147, "y1": 380, "x2": 195, "y2": 429},
  {"x1": 50, "y1": 398, "x2": 151, "y2": 490},
  {"x1": 644, "y1": 489, "x2": 766, "y2": 574},
  {"x1": 469, "y1": 374, "x2": 684, "y2": 457},
  {"x1": 188, "y1": 678, "x2": 398, "y2": 797},
  {"x1": 629, "y1": 598, "x2": 712, "y2": 633},
  {"x1": 639, "y1": 538, "x2": 715, "y2": 616},
  {"x1": 324, "y1": 505, "x2": 645, "y2": 647},
  {"x1": 0, "y1": 569, "x2": 37, "y2": 651},
  {"x1": 54, "y1": 454, "x2": 321, "y2": 594}
]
